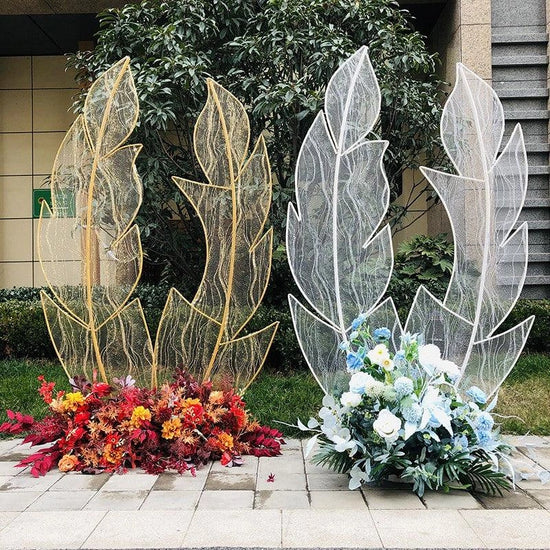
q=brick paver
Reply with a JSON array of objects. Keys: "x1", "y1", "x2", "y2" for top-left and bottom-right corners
[{"x1": 0, "y1": 436, "x2": 548, "y2": 548}]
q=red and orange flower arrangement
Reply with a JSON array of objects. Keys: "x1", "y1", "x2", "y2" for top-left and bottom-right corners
[{"x1": 1, "y1": 370, "x2": 284, "y2": 477}]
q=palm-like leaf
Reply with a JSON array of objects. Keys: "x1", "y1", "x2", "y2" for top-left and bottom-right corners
[
  {"x1": 154, "y1": 80, "x2": 278, "y2": 391},
  {"x1": 287, "y1": 47, "x2": 401, "y2": 395},
  {"x1": 405, "y1": 64, "x2": 534, "y2": 397},
  {"x1": 38, "y1": 58, "x2": 153, "y2": 386}
]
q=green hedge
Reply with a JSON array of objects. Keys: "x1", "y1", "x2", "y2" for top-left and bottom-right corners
[
  {"x1": 0, "y1": 284, "x2": 173, "y2": 308},
  {"x1": 0, "y1": 289, "x2": 305, "y2": 371},
  {"x1": 0, "y1": 301, "x2": 55, "y2": 359},
  {"x1": 0, "y1": 286, "x2": 547, "y2": 365},
  {"x1": 500, "y1": 300, "x2": 550, "y2": 353}
]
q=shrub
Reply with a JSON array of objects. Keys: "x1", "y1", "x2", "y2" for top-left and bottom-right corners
[
  {"x1": 387, "y1": 233, "x2": 454, "y2": 316},
  {"x1": 131, "y1": 283, "x2": 172, "y2": 310},
  {"x1": 247, "y1": 305, "x2": 306, "y2": 373},
  {"x1": 0, "y1": 287, "x2": 48, "y2": 302},
  {"x1": 0, "y1": 288, "x2": 306, "y2": 371},
  {"x1": 501, "y1": 300, "x2": 550, "y2": 353},
  {"x1": 0, "y1": 301, "x2": 55, "y2": 359},
  {"x1": 0, "y1": 283, "x2": 547, "y2": 365},
  {"x1": 388, "y1": 234, "x2": 549, "y2": 354}
]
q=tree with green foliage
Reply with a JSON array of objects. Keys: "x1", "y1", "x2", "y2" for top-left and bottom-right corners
[{"x1": 68, "y1": 0, "x2": 445, "y2": 303}]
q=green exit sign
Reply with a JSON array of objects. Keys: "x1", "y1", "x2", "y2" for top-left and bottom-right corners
[
  {"x1": 32, "y1": 189, "x2": 51, "y2": 218},
  {"x1": 32, "y1": 190, "x2": 76, "y2": 218}
]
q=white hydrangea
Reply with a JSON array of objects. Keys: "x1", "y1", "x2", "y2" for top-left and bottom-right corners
[
  {"x1": 437, "y1": 360, "x2": 461, "y2": 381},
  {"x1": 364, "y1": 378, "x2": 385, "y2": 398},
  {"x1": 418, "y1": 344, "x2": 441, "y2": 374}
]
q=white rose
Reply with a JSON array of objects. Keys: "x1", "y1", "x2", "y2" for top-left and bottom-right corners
[
  {"x1": 373, "y1": 409, "x2": 401, "y2": 440},
  {"x1": 418, "y1": 344, "x2": 441, "y2": 374},
  {"x1": 367, "y1": 344, "x2": 390, "y2": 366},
  {"x1": 349, "y1": 372, "x2": 374, "y2": 394},
  {"x1": 340, "y1": 391, "x2": 362, "y2": 408},
  {"x1": 437, "y1": 359, "x2": 460, "y2": 381}
]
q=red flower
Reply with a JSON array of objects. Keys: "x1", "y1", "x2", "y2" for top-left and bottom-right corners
[
  {"x1": 74, "y1": 411, "x2": 90, "y2": 424},
  {"x1": 229, "y1": 406, "x2": 247, "y2": 430},
  {"x1": 2, "y1": 368, "x2": 284, "y2": 476},
  {"x1": 105, "y1": 433, "x2": 120, "y2": 446},
  {"x1": 92, "y1": 382, "x2": 111, "y2": 397},
  {"x1": 38, "y1": 376, "x2": 56, "y2": 404},
  {"x1": 220, "y1": 451, "x2": 233, "y2": 466}
]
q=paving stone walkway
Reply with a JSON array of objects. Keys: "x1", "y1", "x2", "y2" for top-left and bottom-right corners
[{"x1": 0, "y1": 436, "x2": 549, "y2": 549}]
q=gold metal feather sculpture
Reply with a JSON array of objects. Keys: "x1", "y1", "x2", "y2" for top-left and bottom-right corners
[
  {"x1": 38, "y1": 58, "x2": 154, "y2": 387},
  {"x1": 154, "y1": 80, "x2": 278, "y2": 392}
]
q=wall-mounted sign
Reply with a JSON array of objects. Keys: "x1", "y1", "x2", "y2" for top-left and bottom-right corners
[
  {"x1": 32, "y1": 189, "x2": 51, "y2": 218},
  {"x1": 32, "y1": 189, "x2": 76, "y2": 218}
]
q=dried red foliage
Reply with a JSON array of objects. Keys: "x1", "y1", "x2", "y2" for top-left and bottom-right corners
[{"x1": 1, "y1": 370, "x2": 284, "y2": 477}]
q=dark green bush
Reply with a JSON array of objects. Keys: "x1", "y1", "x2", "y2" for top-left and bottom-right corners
[
  {"x1": 501, "y1": 300, "x2": 550, "y2": 353},
  {"x1": 0, "y1": 281, "x2": 547, "y2": 364},
  {"x1": 0, "y1": 287, "x2": 49, "y2": 302},
  {"x1": 0, "y1": 287, "x2": 305, "y2": 370},
  {"x1": 387, "y1": 233, "x2": 454, "y2": 316},
  {"x1": 67, "y1": 0, "x2": 445, "y2": 297},
  {"x1": 247, "y1": 305, "x2": 306, "y2": 373},
  {"x1": 132, "y1": 283, "x2": 172, "y2": 310},
  {"x1": 0, "y1": 301, "x2": 55, "y2": 359},
  {"x1": 0, "y1": 283, "x2": 173, "y2": 307}
]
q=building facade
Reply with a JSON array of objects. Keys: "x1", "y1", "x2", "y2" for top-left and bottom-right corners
[{"x1": 0, "y1": 0, "x2": 548, "y2": 297}]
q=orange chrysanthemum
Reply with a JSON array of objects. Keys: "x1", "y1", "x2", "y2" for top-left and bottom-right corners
[
  {"x1": 103, "y1": 442, "x2": 124, "y2": 465},
  {"x1": 130, "y1": 406, "x2": 151, "y2": 429},
  {"x1": 162, "y1": 416, "x2": 183, "y2": 439},
  {"x1": 217, "y1": 432, "x2": 234, "y2": 450},
  {"x1": 58, "y1": 454, "x2": 79, "y2": 472},
  {"x1": 62, "y1": 392, "x2": 85, "y2": 412}
]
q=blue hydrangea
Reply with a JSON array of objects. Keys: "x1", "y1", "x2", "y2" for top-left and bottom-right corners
[
  {"x1": 476, "y1": 411, "x2": 494, "y2": 431},
  {"x1": 452, "y1": 434, "x2": 469, "y2": 451},
  {"x1": 346, "y1": 352, "x2": 364, "y2": 372},
  {"x1": 351, "y1": 313, "x2": 368, "y2": 331},
  {"x1": 402, "y1": 403, "x2": 422, "y2": 424},
  {"x1": 466, "y1": 386, "x2": 487, "y2": 404},
  {"x1": 393, "y1": 350, "x2": 406, "y2": 366},
  {"x1": 476, "y1": 430, "x2": 492, "y2": 446},
  {"x1": 373, "y1": 327, "x2": 391, "y2": 343},
  {"x1": 394, "y1": 376, "x2": 414, "y2": 397}
]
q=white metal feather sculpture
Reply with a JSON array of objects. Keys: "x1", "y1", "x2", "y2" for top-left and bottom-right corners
[
  {"x1": 288, "y1": 51, "x2": 534, "y2": 401},
  {"x1": 287, "y1": 47, "x2": 402, "y2": 395},
  {"x1": 405, "y1": 64, "x2": 534, "y2": 398}
]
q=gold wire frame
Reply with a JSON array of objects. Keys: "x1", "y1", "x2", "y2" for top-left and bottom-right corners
[
  {"x1": 154, "y1": 80, "x2": 278, "y2": 392},
  {"x1": 38, "y1": 58, "x2": 154, "y2": 387}
]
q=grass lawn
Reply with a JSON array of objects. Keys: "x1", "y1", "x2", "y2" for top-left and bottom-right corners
[{"x1": 0, "y1": 354, "x2": 549, "y2": 438}]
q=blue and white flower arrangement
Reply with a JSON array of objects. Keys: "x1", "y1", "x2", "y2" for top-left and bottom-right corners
[{"x1": 300, "y1": 321, "x2": 513, "y2": 497}]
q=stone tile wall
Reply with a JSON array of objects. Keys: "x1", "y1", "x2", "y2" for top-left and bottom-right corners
[{"x1": 0, "y1": 55, "x2": 77, "y2": 287}]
